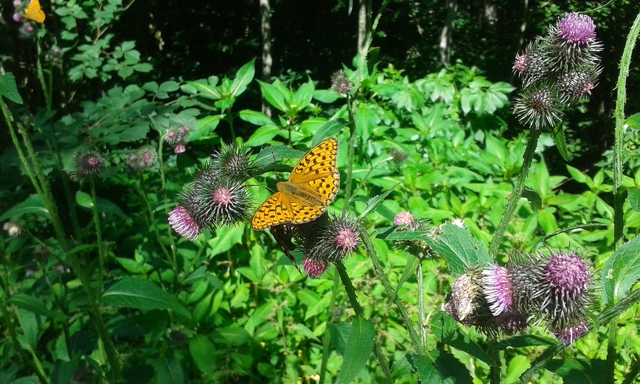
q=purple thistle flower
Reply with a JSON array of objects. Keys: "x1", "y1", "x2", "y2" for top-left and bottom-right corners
[
  {"x1": 72, "y1": 150, "x2": 107, "y2": 180},
  {"x1": 128, "y1": 145, "x2": 158, "y2": 172},
  {"x1": 168, "y1": 205, "x2": 201, "y2": 241},
  {"x1": 13, "y1": 0, "x2": 22, "y2": 8},
  {"x1": 483, "y1": 265, "x2": 513, "y2": 316},
  {"x1": 13, "y1": 13, "x2": 22, "y2": 22},
  {"x1": 165, "y1": 126, "x2": 190, "y2": 153},
  {"x1": 320, "y1": 213, "x2": 363, "y2": 262},
  {"x1": 556, "y1": 13, "x2": 597, "y2": 47},
  {"x1": 303, "y1": 257, "x2": 329, "y2": 278},
  {"x1": 444, "y1": 268, "x2": 495, "y2": 331},
  {"x1": 545, "y1": 252, "x2": 591, "y2": 296}
]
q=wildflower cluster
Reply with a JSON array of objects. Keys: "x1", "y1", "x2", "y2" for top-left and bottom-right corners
[
  {"x1": 168, "y1": 144, "x2": 253, "y2": 240},
  {"x1": 444, "y1": 250, "x2": 593, "y2": 344},
  {"x1": 272, "y1": 212, "x2": 364, "y2": 278},
  {"x1": 512, "y1": 13, "x2": 602, "y2": 130}
]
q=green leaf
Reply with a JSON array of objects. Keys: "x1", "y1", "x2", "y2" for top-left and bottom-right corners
[
  {"x1": 258, "y1": 80, "x2": 290, "y2": 112},
  {"x1": 431, "y1": 312, "x2": 495, "y2": 367},
  {"x1": 208, "y1": 225, "x2": 244, "y2": 256},
  {"x1": 159, "y1": 81, "x2": 180, "y2": 93},
  {"x1": 75, "y1": 192, "x2": 128, "y2": 219},
  {"x1": 187, "y1": 79, "x2": 222, "y2": 99},
  {"x1": 553, "y1": 127, "x2": 571, "y2": 161},
  {"x1": 211, "y1": 324, "x2": 253, "y2": 346},
  {"x1": 546, "y1": 359, "x2": 606, "y2": 384},
  {"x1": 239, "y1": 109, "x2": 275, "y2": 126},
  {"x1": 626, "y1": 113, "x2": 640, "y2": 130},
  {"x1": 335, "y1": 318, "x2": 375, "y2": 384},
  {"x1": 230, "y1": 59, "x2": 255, "y2": 98},
  {"x1": 329, "y1": 322, "x2": 351, "y2": 355},
  {"x1": 253, "y1": 145, "x2": 304, "y2": 168},
  {"x1": 314, "y1": 89, "x2": 339, "y2": 103},
  {"x1": 629, "y1": 188, "x2": 640, "y2": 212},
  {"x1": 0, "y1": 72, "x2": 23, "y2": 104},
  {"x1": 0, "y1": 195, "x2": 50, "y2": 222},
  {"x1": 292, "y1": 78, "x2": 314, "y2": 110},
  {"x1": 359, "y1": 185, "x2": 399, "y2": 220},
  {"x1": 245, "y1": 125, "x2": 280, "y2": 147},
  {"x1": 156, "y1": 356, "x2": 185, "y2": 384},
  {"x1": 312, "y1": 119, "x2": 348, "y2": 145},
  {"x1": 408, "y1": 349, "x2": 473, "y2": 384},
  {"x1": 8, "y1": 294, "x2": 66, "y2": 321},
  {"x1": 189, "y1": 335, "x2": 217, "y2": 376},
  {"x1": 601, "y1": 235, "x2": 640, "y2": 306},
  {"x1": 102, "y1": 277, "x2": 191, "y2": 318},
  {"x1": 425, "y1": 223, "x2": 492, "y2": 275}
]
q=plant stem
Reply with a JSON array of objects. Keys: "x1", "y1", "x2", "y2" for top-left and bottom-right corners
[
  {"x1": 90, "y1": 179, "x2": 106, "y2": 287},
  {"x1": 489, "y1": 129, "x2": 541, "y2": 255},
  {"x1": 417, "y1": 261, "x2": 426, "y2": 349},
  {"x1": 362, "y1": 233, "x2": 424, "y2": 353},
  {"x1": 319, "y1": 271, "x2": 341, "y2": 384},
  {"x1": 343, "y1": 95, "x2": 357, "y2": 209},
  {"x1": 336, "y1": 262, "x2": 393, "y2": 383},
  {"x1": 612, "y1": 11, "x2": 640, "y2": 248}
]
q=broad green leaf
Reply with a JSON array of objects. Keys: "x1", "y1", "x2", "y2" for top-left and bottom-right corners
[
  {"x1": 329, "y1": 322, "x2": 351, "y2": 355},
  {"x1": 76, "y1": 192, "x2": 128, "y2": 219},
  {"x1": 230, "y1": 59, "x2": 255, "y2": 98},
  {"x1": 8, "y1": 294, "x2": 66, "y2": 321},
  {"x1": 239, "y1": 109, "x2": 275, "y2": 126},
  {"x1": 312, "y1": 119, "x2": 348, "y2": 145},
  {"x1": 189, "y1": 335, "x2": 217, "y2": 376},
  {"x1": 258, "y1": 80, "x2": 290, "y2": 112},
  {"x1": 102, "y1": 277, "x2": 191, "y2": 318},
  {"x1": 211, "y1": 324, "x2": 253, "y2": 346},
  {"x1": 425, "y1": 224, "x2": 493, "y2": 274},
  {"x1": 408, "y1": 349, "x2": 473, "y2": 384},
  {"x1": 187, "y1": 79, "x2": 222, "y2": 99},
  {"x1": 245, "y1": 125, "x2": 280, "y2": 147},
  {"x1": 431, "y1": 312, "x2": 495, "y2": 367},
  {"x1": 208, "y1": 225, "x2": 244, "y2": 256},
  {"x1": 191, "y1": 115, "x2": 221, "y2": 141},
  {"x1": 314, "y1": 89, "x2": 339, "y2": 103},
  {"x1": 359, "y1": 185, "x2": 399, "y2": 220},
  {"x1": 253, "y1": 145, "x2": 304, "y2": 168},
  {"x1": 505, "y1": 355, "x2": 530, "y2": 384},
  {"x1": 546, "y1": 359, "x2": 607, "y2": 384},
  {"x1": 292, "y1": 78, "x2": 314, "y2": 110},
  {"x1": 0, "y1": 195, "x2": 50, "y2": 222},
  {"x1": 394, "y1": 254, "x2": 420, "y2": 299},
  {"x1": 602, "y1": 235, "x2": 640, "y2": 306},
  {"x1": 335, "y1": 318, "x2": 375, "y2": 384},
  {"x1": 626, "y1": 113, "x2": 640, "y2": 130},
  {"x1": 629, "y1": 188, "x2": 640, "y2": 212},
  {"x1": 159, "y1": 81, "x2": 180, "y2": 93},
  {"x1": 156, "y1": 356, "x2": 185, "y2": 384},
  {"x1": 0, "y1": 72, "x2": 23, "y2": 104}
]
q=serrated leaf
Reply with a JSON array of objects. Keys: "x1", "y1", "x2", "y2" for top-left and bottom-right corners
[
  {"x1": 394, "y1": 254, "x2": 420, "y2": 299},
  {"x1": 628, "y1": 188, "x2": 640, "y2": 212},
  {"x1": 258, "y1": 80, "x2": 289, "y2": 112},
  {"x1": 329, "y1": 322, "x2": 351, "y2": 355},
  {"x1": 230, "y1": 59, "x2": 255, "y2": 98},
  {"x1": 546, "y1": 359, "x2": 607, "y2": 384},
  {"x1": 408, "y1": 349, "x2": 473, "y2": 384},
  {"x1": 157, "y1": 356, "x2": 185, "y2": 384},
  {"x1": 312, "y1": 119, "x2": 348, "y2": 145},
  {"x1": 553, "y1": 127, "x2": 571, "y2": 161},
  {"x1": 335, "y1": 318, "x2": 375, "y2": 384},
  {"x1": 425, "y1": 223, "x2": 492, "y2": 275},
  {"x1": 102, "y1": 277, "x2": 191, "y2": 318},
  {"x1": 601, "y1": 235, "x2": 640, "y2": 306},
  {"x1": 626, "y1": 113, "x2": 640, "y2": 130},
  {"x1": 0, "y1": 72, "x2": 23, "y2": 104},
  {"x1": 239, "y1": 109, "x2": 275, "y2": 126}
]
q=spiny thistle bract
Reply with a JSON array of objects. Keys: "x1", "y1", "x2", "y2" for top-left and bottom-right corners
[
  {"x1": 164, "y1": 126, "x2": 190, "y2": 153},
  {"x1": 168, "y1": 144, "x2": 253, "y2": 240},
  {"x1": 512, "y1": 13, "x2": 602, "y2": 131},
  {"x1": 331, "y1": 70, "x2": 353, "y2": 96},
  {"x1": 209, "y1": 143, "x2": 255, "y2": 182},
  {"x1": 127, "y1": 145, "x2": 158, "y2": 172},
  {"x1": 72, "y1": 150, "x2": 107, "y2": 181}
]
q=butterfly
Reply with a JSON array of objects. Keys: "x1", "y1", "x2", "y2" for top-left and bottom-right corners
[
  {"x1": 251, "y1": 138, "x2": 340, "y2": 231},
  {"x1": 24, "y1": 0, "x2": 45, "y2": 23}
]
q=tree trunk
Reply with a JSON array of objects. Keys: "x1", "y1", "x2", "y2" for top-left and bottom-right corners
[
  {"x1": 260, "y1": 0, "x2": 272, "y2": 117},
  {"x1": 439, "y1": 0, "x2": 457, "y2": 67},
  {"x1": 357, "y1": 0, "x2": 367, "y2": 55}
]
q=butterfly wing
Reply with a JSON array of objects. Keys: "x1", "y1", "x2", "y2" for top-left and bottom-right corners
[
  {"x1": 288, "y1": 138, "x2": 340, "y2": 206},
  {"x1": 252, "y1": 192, "x2": 293, "y2": 231},
  {"x1": 25, "y1": 0, "x2": 45, "y2": 23}
]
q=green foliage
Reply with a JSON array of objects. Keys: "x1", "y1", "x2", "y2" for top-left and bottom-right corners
[{"x1": 2, "y1": 3, "x2": 640, "y2": 384}]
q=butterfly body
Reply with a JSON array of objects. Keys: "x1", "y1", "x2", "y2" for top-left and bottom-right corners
[
  {"x1": 252, "y1": 138, "x2": 340, "y2": 231},
  {"x1": 24, "y1": 0, "x2": 45, "y2": 23}
]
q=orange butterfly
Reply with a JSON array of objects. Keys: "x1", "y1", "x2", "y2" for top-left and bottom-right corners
[{"x1": 24, "y1": 0, "x2": 45, "y2": 24}]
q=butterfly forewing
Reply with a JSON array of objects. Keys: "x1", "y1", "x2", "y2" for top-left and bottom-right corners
[{"x1": 252, "y1": 192, "x2": 292, "y2": 230}]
